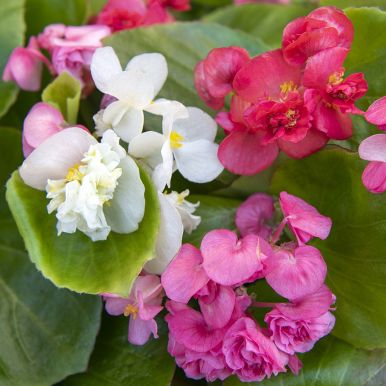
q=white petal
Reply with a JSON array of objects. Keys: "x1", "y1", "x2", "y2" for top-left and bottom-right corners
[
  {"x1": 20, "y1": 128, "x2": 96, "y2": 190},
  {"x1": 158, "y1": 140, "x2": 174, "y2": 188},
  {"x1": 125, "y1": 53, "x2": 168, "y2": 96},
  {"x1": 174, "y1": 140, "x2": 223, "y2": 183},
  {"x1": 103, "y1": 100, "x2": 129, "y2": 127},
  {"x1": 113, "y1": 108, "x2": 144, "y2": 143},
  {"x1": 128, "y1": 131, "x2": 165, "y2": 161},
  {"x1": 104, "y1": 156, "x2": 145, "y2": 233},
  {"x1": 107, "y1": 70, "x2": 154, "y2": 107},
  {"x1": 101, "y1": 129, "x2": 126, "y2": 159},
  {"x1": 173, "y1": 107, "x2": 218, "y2": 142},
  {"x1": 90, "y1": 46, "x2": 123, "y2": 94},
  {"x1": 145, "y1": 192, "x2": 183, "y2": 274}
]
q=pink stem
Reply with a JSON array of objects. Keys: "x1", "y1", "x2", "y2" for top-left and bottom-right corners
[{"x1": 270, "y1": 217, "x2": 288, "y2": 244}]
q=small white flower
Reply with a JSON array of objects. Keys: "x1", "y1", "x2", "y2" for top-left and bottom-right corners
[
  {"x1": 129, "y1": 101, "x2": 224, "y2": 190},
  {"x1": 90, "y1": 46, "x2": 168, "y2": 142},
  {"x1": 20, "y1": 128, "x2": 145, "y2": 241},
  {"x1": 164, "y1": 190, "x2": 201, "y2": 234}
]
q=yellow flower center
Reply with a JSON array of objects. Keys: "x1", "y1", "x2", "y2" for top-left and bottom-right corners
[
  {"x1": 123, "y1": 304, "x2": 138, "y2": 319},
  {"x1": 65, "y1": 163, "x2": 84, "y2": 182},
  {"x1": 328, "y1": 71, "x2": 344, "y2": 85},
  {"x1": 170, "y1": 131, "x2": 184, "y2": 149},
  {"x1": 280, "y1": 81, "x2": 298, "y2": 96}
]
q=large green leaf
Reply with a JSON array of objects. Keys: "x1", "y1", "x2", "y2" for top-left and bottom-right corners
[
  {"x1": 322, "y1": 0, "x2": 386, "y2": 9},
  {"x1": 204, "y1": 4, "x2": 314, "y2": 48},
  {"x1": 0, "y1": 0, "x2": 25, "y2": 119},
  {"x1": 270, "y1": 146, "x2": 386, "y2": 350},
  {"x1": 0, "y1": 128, "x2": 102, "y2": 386},
  {"x1": 6, "y1": 166, "x2": 160, "y2": 296},
  {"x1": 224, "y1": 336, "x2": 386, "y2": 386},
  {"x1": 183, "y1": 195, "x2": 241, "y2": 247},
  {"x1": 62, "y1": 315, "x2": 175, "y2": 386},
  {"x1": 25, "y1": 0, "x2": 88, "y2": 37},
  {"x1": 104, "y1": 22, "x2": 268, "y2": 126},
  {"x1": 42, "y1": 72, "x2": 82, "y2": 125}
]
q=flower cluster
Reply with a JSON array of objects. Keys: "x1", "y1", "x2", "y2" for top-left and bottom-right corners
[
  {"x1": 161, "y1": 191, "x2": 335, "y2": 382},
  {"x1": 195, "y1": 6, "x2": 368, "y2": 175}
]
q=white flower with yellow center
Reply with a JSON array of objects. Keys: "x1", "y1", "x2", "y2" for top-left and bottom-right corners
[
  {"x1": 90, "y1": 46, "x2": 168, "y2": 143},
  {"x1": 129, "y1": 100, "x2": 224, "y2": 191},
  {"x1": 20, "y1": 128, "x2": 145, "y2": 241}
]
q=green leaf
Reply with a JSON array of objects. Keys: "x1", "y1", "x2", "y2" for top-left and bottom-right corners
[
  {"x1": 62, "y1": 314, "x2": 175, "y2": 386},
  {"x1": 6, "y1": 166, "x2": 160, "y2": 296},
  {"x1": 42, "y1": 72, "x2": 82, "y2": 124},
  {"x1": 224, "y1": 336, "x2": 386, "y2": 386},
  {"x1": 104, "y1": 22, "x2": 268, "y2": 127},
  {"x1": 0, "y1": 128, "x2": 102, "y2": 386},
  {"x1": 322, "y1": 0, "x2": 386, "y2": 9},
  {"x1": 0, "y1": 0, "x2": 25, "y2": 119},
  {"x1": 204, "y1": 4, "x2": 314, "y2": 48},
  {"x1": 183, "y1": 195, "x2": 241, "y2": 247},
  {"x1": 25, "y1": 0, "x2": 88, "y2": 37},
  {"x1": 270, "y1": 146, "x2": 386, "y2": 350}
]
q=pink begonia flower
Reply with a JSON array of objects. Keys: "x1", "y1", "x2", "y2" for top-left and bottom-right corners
[
  {"x1": 365, "y1": 96, "x2": 386, "y2": 131},
  {"x1": 103, "y1": 274, "x2": 163, "y2": 345},
  {"x1": 282, "y1": 6, "x2": 354, "y2": 66},
  {"x1": 223, "y1": 317, "x2": 288, "y2": 382},
  {"x1": 265, "y1": 285, "x2": 335, "y2": 354},
  {"x1": 194, "y1": 47, "x2": 250, "y2": 109},
  {"x1": 38, "y1": 24, "x2": 111, "y2": 88},
  {"x1": 279, "y1": 191, "x2": 332, "y2": 245},
  {"x1": 288, "y1": 354, "x2": 302, "y2": 375},
  {"x1": 235, "y1": 193, "x2": 275, "y2": 239},
  {"x1": 22, "y1": 103, "x2": 65, "y2": 157},
  {"x1": 264, "y1": 243, "x2": 327, "y2": 300},
  {"x1": 150, "y1": 0, "x2": 191, "y2": 11},
  {"x1": 161, "y1": 243, "x2": 209, "y2": 304},
  {"x1": 303, "y1": 47, "x2": 367, "y2": 140},
  {"x1": 201, "y1": 229, "x2": 268, "y2": 286},
  {"x1": 359, "y1": 134, "x2": 386, "y2": 193},
  {"x1": 3, "y1": 37, "x2": 53, "y2": 91}
]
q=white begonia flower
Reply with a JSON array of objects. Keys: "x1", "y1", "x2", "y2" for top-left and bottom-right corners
[
  {"x1": 90, "y1": 46, "x2": 168, "y2": 142},
  {"x1": 19, "y1": 128, "x2": 145, "y2": 242},
  {"x1": 164, "y1": 190, "x2": 201, "y2": 234},
  {"x1": 129, "y1": 102, "x2": 224, "y2": 191}
]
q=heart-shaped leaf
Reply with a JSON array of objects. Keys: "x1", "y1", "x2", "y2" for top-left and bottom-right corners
[
  {"x1": 6, "y1": 166, "x2": 160, "y2": 296},
  {"x1": 271, "y1": 146, "x2": 386, "y2": 350}
]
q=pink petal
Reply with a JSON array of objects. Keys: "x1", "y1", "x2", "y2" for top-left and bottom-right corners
[
  {"x1": 303, "y1": 47, "x2": 349, "y2": 89},
  {"x1": 235, "y1": 193, "x2": 275, "y2": 239},
  {"x1": 128, "y1": 317, "x2": 158, "y2": 345},
  {"x1": 103, "y1": 295, "x2": 130, "y2": 315},
  {"x1": 265, "y1": 245, "x2": 327, "y2": 300},
  {"x1": 279, "y1": 191, "x2": 332, "y2": 245},
  {"x1": 233, "y1": 49, "x2": 301, "y2": 101},
  {"x1": 278, "y1": 129, "x2": 328, "y2": 159},
  {"x1": 198, "y1": 283, "x2": 236, "y2": 329},
  {"x1": 358, "y1": 134, "x2": 386, "y2": 162},
  {"x1": 23, "y1": 102, "x2": 64, "y2": 157},
  {"x1": 288, "y1": 355, "x2": 303, "y2": 375},
  {"x1": 137, "y1": 292, "x2": 163, "y2": 321},
  {"x1": 161, "y1": 244, "x2": 209, "y2": 304},
  {"x1": 167, "y1": 308, "x2": 224, "y2": 352},
  {"x1": 218, "y1": 131, "x2": 279, "y2": 175},
  {"x1": 362, "y1": 161, "x2": 386, "y2": 194},
  {"x1": 365, "y1": 96, "x2": 386, "y2": 128},
  {"x1": 201, "y1": 230, "x2": 264, "y2": 286},
  {"x1": 133, "y1": 274, "x2": 163, "y2": 303}
]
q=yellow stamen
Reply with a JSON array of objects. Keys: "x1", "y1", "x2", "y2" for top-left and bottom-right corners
[
  {"x1": 170, "y1": 131, "x2": 184, "y2": 149},
  {"x1": 65, "y1": 164, "x2": 83, "y2": 182},
  {"x1": 123, "y1": 304, "x2": 138, "y2": 319},
  {"x1": 280, "y1": 81, "x2": 297, "y2": 95},
  {"x1": 328, "y1": 71, "x2": 344, "y2": 85}
]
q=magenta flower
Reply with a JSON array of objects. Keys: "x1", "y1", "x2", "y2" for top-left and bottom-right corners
[
  {"x1": 3, "y1": 37, "x2": 53, "y2": 91},
  {"x1": 235, "y1": 193, "x2": 275, "y2": 239},
  {"x1": 194, "y1": 47, "x2": 250, "y2": 109},
  {"x1": 103, "y1": 274, "x2": 163, "y2": 345},
  {"x1": 279, "y1": 191, "x2": 332, "y2": 245},
  {"x1": 282, "y1": 6, "x2": 353, "y2": 66},
  {"x1": 265, "y1": 285, "x2": 336, "y2": 354},
  {"x1": 201, "y1": 229, "x2": 268, "y2": 286},
  {"x1": 264, "y1": 243, "x2": 327, "y2": 300},
  {"x1": 223, "y1": 317, "x2": 288, "y2": 382},
  {"x1": 359, "y1": 134, "x2": 386, "y2": 193}
]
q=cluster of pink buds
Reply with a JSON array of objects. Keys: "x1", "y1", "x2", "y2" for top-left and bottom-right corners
[
  {"x1": 195, "y1": 6, "x2": 368, "y2": 175},
  {"x1": 161, "y1": 191, "x2": 335, "y2": 382}
]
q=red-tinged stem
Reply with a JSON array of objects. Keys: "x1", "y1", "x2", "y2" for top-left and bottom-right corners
[{"x1": 270, "y1": 217, "x2": 288, "y2": 244}]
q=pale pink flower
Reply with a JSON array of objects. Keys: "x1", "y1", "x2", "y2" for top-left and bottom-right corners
[
  {"x1": 223, "y1": 317, "x2": 288, "y2": 382},
  {"x1": 103, "y1": 274, "x2": 163, "y2": 345},
  {"x1": 365, "y1": 96, "x2": 386, "y2": 131}
]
